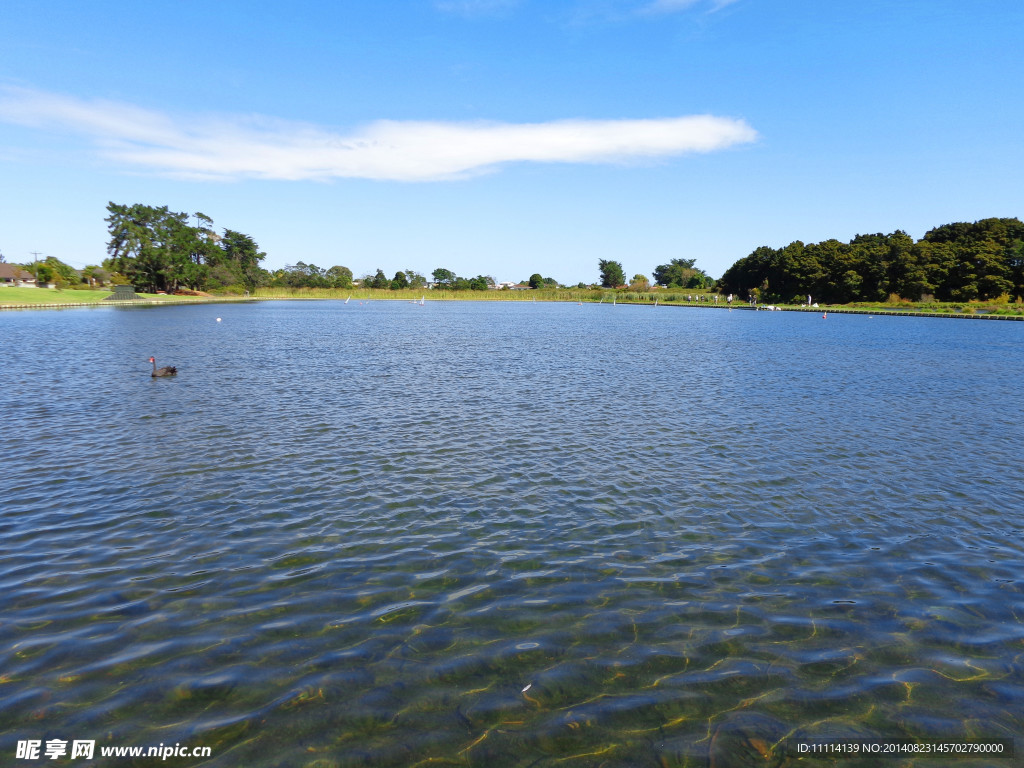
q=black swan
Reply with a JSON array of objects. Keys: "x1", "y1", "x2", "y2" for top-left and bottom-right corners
[{"x1": 149, "y1": 357, "x2": 177, "y2": 377}]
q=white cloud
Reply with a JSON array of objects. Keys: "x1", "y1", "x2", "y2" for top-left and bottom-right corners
[{"x1": 0, "y1": 86, "x2": 757, "y2": 182}]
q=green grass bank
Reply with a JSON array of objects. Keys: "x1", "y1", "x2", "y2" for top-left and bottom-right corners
[{"x1": 4, "y1": 285, "x2": 1024, "y2": 318}]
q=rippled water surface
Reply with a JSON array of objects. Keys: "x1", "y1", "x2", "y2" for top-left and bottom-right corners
[{"x1": 2, "y1": 301, "x2": 1023, "y2": 767}]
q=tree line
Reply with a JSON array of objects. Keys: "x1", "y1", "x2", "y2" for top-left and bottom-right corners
[
  {"x1": 97, "y1": 201, "x2": 723, "y2": 295},
  {"x1": 598, "y1": 258, "x2": 713, "y2": 290},
  {"x1": 101, "y1": 204, "x2": 516, "y2": 293},
  {"x1": 66, "y1": 205, "x2": 1021, "y2": 304},
  {"x1": 718, "y1": 218, "x2": 1024, "y2": 304}
]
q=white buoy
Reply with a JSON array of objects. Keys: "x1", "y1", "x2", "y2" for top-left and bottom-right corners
[{"x1": 216, "y1": 318, "x2": 222, "y2": 322}]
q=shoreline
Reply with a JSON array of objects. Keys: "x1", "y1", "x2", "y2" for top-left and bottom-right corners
[
  {"x1": 0, "y1": 296, "x2": 262, "y2": 311},
  {"x1": 2, "y1": 293, "x2": 1023, "y2": 320},
  {"x1": 747, "y1": 305, "x2": 1024, "y2": 320}
]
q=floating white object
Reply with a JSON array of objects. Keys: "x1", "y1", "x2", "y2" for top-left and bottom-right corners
[
  {"x1": 522, "y1": 684, "x2": 532, "y2": 693},
  {"x1": 216, "y1": 318, "x2": 221, "y2": 322}
]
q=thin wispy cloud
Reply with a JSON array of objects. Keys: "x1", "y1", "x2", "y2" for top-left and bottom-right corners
[
  {"x1": 642, "y1": 0, "x2": 740, "y2": 13},
  {"x1": 643, "y1": 0, "x2": 701, "y2": 11},
  {"x1": 434, "y1": 0, "x2": 521, "y2": 15},
  {"x1": 565, "y1": 0, "x2": 743, "y2": 26},
  {"x1": 0, "y1": 87, "x2": 758, "y2": 182}
]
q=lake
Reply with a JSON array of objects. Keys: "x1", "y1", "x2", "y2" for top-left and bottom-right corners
[{"x1": 2, "y1": 300, "x2": 1022, "y2": 767}]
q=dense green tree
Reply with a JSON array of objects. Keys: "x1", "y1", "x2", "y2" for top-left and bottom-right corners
[
  {"x1": 1007, "y1": 241, "x2": 1024, "y2": 302},
  {"x1": 429, "y1": 268, "x2": 491, "y2": 290},
  {"x1": 528, "y1": 273, "x2": 544, "y2": 289},
  {"x1": 653, "y1": 258, "x2": 709, "y2": 289},
  {"x1": 52, "y1": 257, "x2": 75, "y2": 285},
  {"x1": 405, "y1": 270, "x2": 427, "y2": 289},
  {"x1": 106, "y1": 203, "x2": 199, "y2": 292},
  {"x1": 104, "y1": 202, "x2": 266, "y2": 292},
  {"x1": 432, "y1": 267, "x2": 456, "y2": 288},
  {"x1": 277, "y1": 262, "x2": 330, "y2": 288},
  {"x1": 326, "y1": 265, "x2": 353, "y2": 289},
  {"x1": 915, "y1": 219, "x2": 1021, "y2": 300},
  {"x1": 718, "y1": 219, "x2": 1024, "y2": 304},
  {"x1": 219, "y1": 230, "x2": 266, "y2": 290},
  {"x1": 35, "y1": 256, "x2": 79, "y2": 287},
  {"x1": 390, "y1": 270, "x2": 409, "y2": 290},
  {"x1": 598, "y1": 259, "x2": 625, "y2": 288},
  {"x1": 630, "y1": 274, "x2": 650, "y2": 290}
]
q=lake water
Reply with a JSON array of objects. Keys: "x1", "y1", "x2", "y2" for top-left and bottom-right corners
[{"x1": 2, "y1": 300, "x2": 1022, "y2": 767}]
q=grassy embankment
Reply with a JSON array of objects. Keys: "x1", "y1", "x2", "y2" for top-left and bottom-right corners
[
  {"x1": 0, "y1": 287, "x2": 226, "y2": 307},
  {"x1": 253, "y1": 287, "x2": 1024, "y2": 314},
  {"x1": 776, "y1": 298, "x2": 1024, "y2": 316},
  {"x1": 5, "y1": 285, "x2": 1024, "y2": 316}
]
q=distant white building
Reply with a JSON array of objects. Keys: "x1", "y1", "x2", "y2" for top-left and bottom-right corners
[{"x1": 0, "y1": 264, "x2": 36, "y2": 287}]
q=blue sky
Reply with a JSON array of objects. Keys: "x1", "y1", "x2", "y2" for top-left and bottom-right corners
[{"x1": 1, "y1": 0, "x2": 1021, "y2": 284}]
